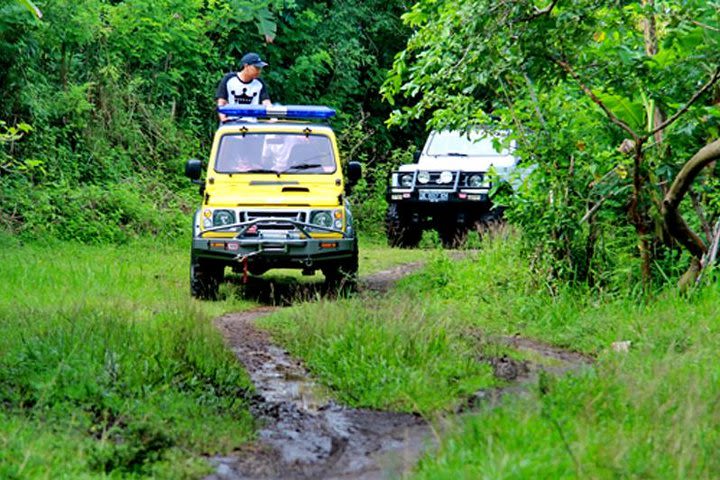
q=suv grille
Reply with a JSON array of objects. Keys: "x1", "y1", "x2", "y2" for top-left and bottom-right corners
[{"x1": 416, "y1": 171, "x2": 459, "y2": 189}]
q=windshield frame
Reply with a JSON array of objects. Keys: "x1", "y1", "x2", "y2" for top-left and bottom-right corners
[{"x1": 213, "y1": 132, "x2": 337, "y2": 175}]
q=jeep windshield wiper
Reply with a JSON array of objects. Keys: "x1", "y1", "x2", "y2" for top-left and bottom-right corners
[
  {"x1": 244, "y1": 168, "x2": 280, "y2": 174},
  {"x1": 446, "y1": 152, "x2": 469, "y2": 157},
  {"x1": 281, "y1": 163, "x2": 322, "y2": 174}
]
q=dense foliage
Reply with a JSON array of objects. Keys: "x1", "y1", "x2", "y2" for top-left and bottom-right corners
[
  {"x1": 384, "y1": 0, "x2": 720, "y2": 288},
  {"x1": 0, "y1": 0, "x2": 414, "y2": 241}
]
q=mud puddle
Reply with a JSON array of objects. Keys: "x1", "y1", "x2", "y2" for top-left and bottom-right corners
[
  {"x1": 208, "y1": 263, "x2": 592, "y2": 479},
  {"x1": 211, "y1": 307, "x2": 431, "y2": 480}
]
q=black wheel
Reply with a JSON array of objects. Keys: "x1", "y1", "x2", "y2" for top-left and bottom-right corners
[
  {"x1": 385, "y1": 203, "x2": 422, "y2": 248},
  {"x1": 475, "y1": 209, "x2": 505, "y2": 238},
  {"x1": 190, "y1": 259, "x2": 224, "y2": 300},
  {"x1": 438, "y1": 225, "x2": 468, "y2": 249},
  {"x1": 323, "y1": 242, "x2": 359, "y2": 294}
]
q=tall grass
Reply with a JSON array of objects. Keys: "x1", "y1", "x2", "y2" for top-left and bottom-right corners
[
  {"x1": 259, "y1": 233, "x2": 720, "y2": 478},
  {"x1": 0, "y1": 233, "x2": 429, "y2": 477},
  {"x1": 0, "y1": 236, "x2": 255, "y2": 478}
]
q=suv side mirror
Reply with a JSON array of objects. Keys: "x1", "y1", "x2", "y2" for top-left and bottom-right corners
[
  {"x1": 347, "y1": 161, "x2": 362, "y2": 185},
  {"x1": 185, "y1": 159, "x2": 202, "y2": 183},
  {"x1": 412, "y1": 150, "x2": 421, "y2": 163}
]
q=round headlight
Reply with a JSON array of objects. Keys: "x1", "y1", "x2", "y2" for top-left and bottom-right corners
[
  {"x1": 468, "y1": 174, "x2": 484, "y2": 188},
  {"x1": 439, "y1": 171, "x2": 453, "y2": 184},
  {"x1": 417, "y1": 171, "x2": 430, "y2": 184},
  {"x1": 400, "y1": 174, "x2": 413, "y2": 188},
  {"x1": 311, "y1": 211, "x2": 333, "y2": 228},
  {"x1": 213, "y1": 210, "x2": 235, "y2": 226}
]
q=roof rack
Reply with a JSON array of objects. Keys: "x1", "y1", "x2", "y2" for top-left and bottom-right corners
[{"x1": 218, "y1": 105, "x2": 336, "y2": 120}]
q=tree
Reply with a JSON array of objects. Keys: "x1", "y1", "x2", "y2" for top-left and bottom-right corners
[{"x1": 384, "y1": 0, "x2": 720, "y2": 288}]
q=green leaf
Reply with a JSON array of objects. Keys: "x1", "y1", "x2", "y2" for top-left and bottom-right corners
[
  {"x1": 255, "y1": 7, "x2": 276, "y2": 42},
  {"x1": 17, "y1": 0, "x2": 42, "y2": 19},
  {"x1": 596, "y1": 92, "x2": 645, "y2": 132}
]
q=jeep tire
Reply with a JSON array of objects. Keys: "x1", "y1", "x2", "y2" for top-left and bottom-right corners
[
  {"x1": 385, "y1": 203, "x2": 422, "y2": 248},
  {"x1": 190, "y1": 259, "x2": 224, "y2": 300},
  {"x1": 322, "y1": 241, "x2": 359, "y2": 293}
]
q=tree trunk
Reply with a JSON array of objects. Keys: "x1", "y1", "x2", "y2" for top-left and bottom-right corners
[{"x1": 662, "y1": 139, "x2": 720, "y2": 288}]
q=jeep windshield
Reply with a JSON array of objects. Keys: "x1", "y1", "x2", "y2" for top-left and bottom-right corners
[
  {"x1": 214, "y1": 133, "x2": 336, "y2": 174},
  {"x1": 426, "y1": 130, "x2": 512, "y2": 157}
]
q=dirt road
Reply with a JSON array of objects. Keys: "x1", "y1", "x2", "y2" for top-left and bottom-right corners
[{"x1": 206, "y1": 263, "x2": 590, "y2": 480}]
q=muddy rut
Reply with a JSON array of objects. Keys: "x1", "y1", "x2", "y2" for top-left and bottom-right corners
[{"x1": 206, "y1": 264, "x2": 591, "y2": 480}]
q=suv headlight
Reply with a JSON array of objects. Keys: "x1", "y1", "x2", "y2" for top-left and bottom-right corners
[
  {"x1": 400, "y1": 173, "x2": 413, "y2": 188},
  {"x1": 417, "y1": 171, "x2": 430, "y2": 184},
  {"x1": 438, "y1": 171, "x2": 453, "y2": 184},
  {"x1": 310, "y1": 210, "x2": 333, "y2": 228},
  {"x1": 467, "y1": 174, "x2": 484, "y2": 188},
  {"x1": 213, "y1": 209, "x2": 235, "y2": 226}
]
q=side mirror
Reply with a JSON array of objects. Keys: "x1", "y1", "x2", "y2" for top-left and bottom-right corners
[
  {"x1": 412, "y1": 150, "x2": 421, "y2": 163},
  {"x1": 185, "y1": 158, "x2": 202, "y2": 182},
  {"x1": 347, "y1": 161, "x2": 362, "y2": 186}
]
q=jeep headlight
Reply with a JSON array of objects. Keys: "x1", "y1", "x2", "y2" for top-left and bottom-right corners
[
  {"x1": 438, "y1": 171, "x2": 453, "y2": 184},
  {"x1": 400, "y1": 174, "x2": 413, "y2": 188},
  {"x1": 417, "y1": 171, "x2": 430, "y2": 184},
  {"x1": 213, "y1": 210, "x2": 235, "y2": 226},
  {"x1": 310, "y1": 210, "x2": 333, "y2": 228},
  {"x1": 467, "y1": 174, "x2": 484, "y2": 188}
]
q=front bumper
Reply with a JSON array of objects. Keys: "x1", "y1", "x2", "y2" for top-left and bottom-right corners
[
  {"x1": 192, "y1": 217, "x2": 356, "y2": 267},
  {"x1": 387, "y1": 189, "x2": 489, "y2": 204}
]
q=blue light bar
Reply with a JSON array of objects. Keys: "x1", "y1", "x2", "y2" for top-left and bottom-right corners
[{"x1": 218, "y1": 104, "x2": 336, "y2": 120}]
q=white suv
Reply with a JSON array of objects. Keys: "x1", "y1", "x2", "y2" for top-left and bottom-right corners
[{"x1": 386, "y1": 129, "x2": 519, "y2": 248}]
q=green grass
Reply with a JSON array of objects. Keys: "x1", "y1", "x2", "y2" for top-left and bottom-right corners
[
  {"x1": 258, "y1": 232, "x2": 720, "y2": 478},
  {"x1": 0, "y1": 235, "x2": 254, "y2": 478},
  {"x1": 0, "y1": 233, "x2": 428, "y2": 478}
]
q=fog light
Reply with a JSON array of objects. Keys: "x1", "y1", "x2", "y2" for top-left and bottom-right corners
[{"x1": 439, "y1": 171, "x2": 453, "y2": 184}]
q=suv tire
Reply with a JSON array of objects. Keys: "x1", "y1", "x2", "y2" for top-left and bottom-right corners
[
  {"x1": 439, "y1": 224, "x2": 468, "y2": 249},
  {"x1": 385, "y1": 203, "x2": 422, "y2": 248}
]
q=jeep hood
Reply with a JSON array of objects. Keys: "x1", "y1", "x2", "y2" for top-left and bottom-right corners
[{"x1": 205, "y1": 177, "x2": 343, "y2": 207}]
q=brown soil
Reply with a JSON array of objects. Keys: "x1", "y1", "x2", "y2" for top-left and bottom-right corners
[{"x1": 207, "y1": 261, "x2": 592, "y2": 479}]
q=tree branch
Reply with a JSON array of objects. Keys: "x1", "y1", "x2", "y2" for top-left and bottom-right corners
[
  {"x1": 516, "y1": 0, "x2": 559, "y2": 23},
  {"x1": 553, "y1": 57, "x2": 640, "y2": 141},
  {"x1": 691, "y1": 20, "x2": 720, "y2": 33},
  {"x1": 662, "y1": 138, "x2": 720, "y2": 259},
  {"x1": 648, "y1": 68, "x2": 720, "y2": 136}
]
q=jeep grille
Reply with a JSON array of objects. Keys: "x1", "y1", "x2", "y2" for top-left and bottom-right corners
[{"x1": 244, "y1": 211, "x2": 306, "y2": 231}]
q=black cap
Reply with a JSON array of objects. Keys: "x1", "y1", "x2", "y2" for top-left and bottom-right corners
[{"x1": 241, "y1": 52, "x2": 268, "y2": 68}]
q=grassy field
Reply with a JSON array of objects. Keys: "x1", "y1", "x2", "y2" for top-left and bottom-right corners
[
  {"x1": 259, "y1": 233, "x2": 720, "y2": 478},
  {"x1": 0, "y1": 233, "x2": 426, "y2": 478},
  {"x1": 3, "y1": 228, "x2": 718, "y2": 478}
]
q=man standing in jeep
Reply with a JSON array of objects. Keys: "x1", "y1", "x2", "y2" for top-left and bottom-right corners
[{"x1": 216, "y1": 52, "x2": 272, "y2": 123}]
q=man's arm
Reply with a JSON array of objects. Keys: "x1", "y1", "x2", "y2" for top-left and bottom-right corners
[
  {"x1": 217, "y1": 98, "x2": 228, "y2": 122},
  {"x1": 215, "y1": 73, "x2": 233, "y2": 122},
  {"x1": 259, "y1": 79, "x2": 271, "y2": 106}
]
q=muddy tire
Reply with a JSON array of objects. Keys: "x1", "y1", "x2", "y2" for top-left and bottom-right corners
[
  {"x1": 323, "y1": 242, "x2": 359, "y2": 294},
  {"x1": 190, "y1": 259, "x2": 224, "y2": 300},
  {"x1": 385, "y1": 203, "x2": 422, "y2": 248},
  {"x1": 439, "y1": 225, "x2": 468, "y2": 249}
]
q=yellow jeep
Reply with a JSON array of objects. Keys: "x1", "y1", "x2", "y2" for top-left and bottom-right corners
[{"x1": 184, "y1": 105, "x2": 362, "y2": 299}]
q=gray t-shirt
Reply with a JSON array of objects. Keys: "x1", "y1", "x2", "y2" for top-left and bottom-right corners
[{"x1": 215, "y1": 73, "x2": 270, "y2": 106}]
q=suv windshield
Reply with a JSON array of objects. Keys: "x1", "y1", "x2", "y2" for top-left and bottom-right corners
[
  {"x1": 426, "y1": 130, "x2": 511, "y2": 156},
  {"x1": 214, "y1": 133, "x2": 336, "y2": 174}
]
